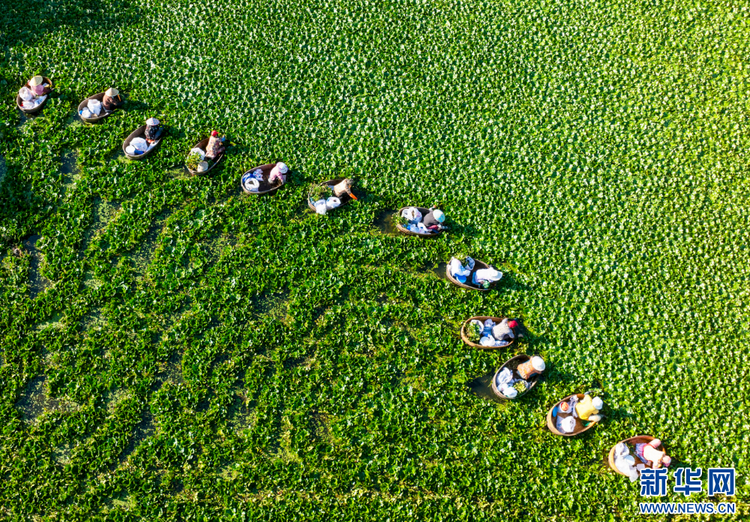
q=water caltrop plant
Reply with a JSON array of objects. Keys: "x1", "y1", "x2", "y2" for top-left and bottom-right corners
[
  {"x1": 466, "y1": 321, "x2": 483, "y2": 343},
  {"x1": 185, "y1": 151, "x2": 202, "y2": 171},
  {"x1": 308, "y1": 183, "x2": 330, "y2": 203},
  {"x1": 0, "y1": 0, "x2": 748, "y2": 520}
]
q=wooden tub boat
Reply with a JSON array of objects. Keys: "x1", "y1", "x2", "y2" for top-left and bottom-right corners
[
  {"x1": 122, "y1": 125, "x2": 164, "y2": 160},
  {"x1": 241, "y1": 163, "x2": 287, "y2": 195},
  {"x1": 446, "y1": 259, "x2": 498, "y2": 291},
  {"x1": 491, "y1": 354, "x2": 542, "y2": 399},
  {"x1": 186, "y1": 137, "x2": 225, "y2": 175},
  {"x1": 395, "y1": 207, "x2": 443, "y2": 237},
  {"x1": 546, "y1": 394, "x2": 601, "y2": 436},
  {"x1": 608, "y1": 436, "x2": 665, "y2": 476},
  {"x1": 78, "y1": 92, "x2": 121, "y2": 123},
  {"x1": 460, "y1": 316, "x2": 514, "y2": 349},
  {"x1": 307, "y1": 178, "x2": 358, "y2": 212},
  {"x1": 16, "y1": 77, "x2": 53, "y2": 114}
]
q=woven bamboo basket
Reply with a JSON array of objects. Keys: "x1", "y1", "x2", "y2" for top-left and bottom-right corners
[
  {"x1": 78, "y1": 92, "x2": 121, "y2": 123},
  {"x1": 122, "y1": 125, "x2": 164, "y2": 160},
  {"x1": 241, "y1": 163, "x2": 287, "y2": 195},
  {"x1": 608, "y1": 436, "x2": 664, "y2": 476},
  {"x1": 307, "y1": 178, "x2": 357, "y2": 212},
  {"x1": 446, "y1": 259, "x2": 497, "y2": 291},
  {"x1": 395, "y1": 207, "x2": 443, "y2": 237},
  {"x1": 546, "y1": 394, "x2": 601, "y2": 436},
  {"x1": 186, "y1": 137, "x2": 225, "y2": 175},
  {"x1": 460, "y1": 316, "x2": 514, "y2": 349},
  {"x1": 16, "y1": 77, "x2": 53, "y2": 114},
  {"x1": 490, "y1": 354, "x2": 542, "y2": 399}
]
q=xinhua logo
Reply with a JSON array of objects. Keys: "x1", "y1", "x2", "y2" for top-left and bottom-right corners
[
  {"x1": 640, "y1": 468, "x2": 735, "y2": 497},
  {"x1": 638, "y1": 468, "x2": 736, "y2": 516}
]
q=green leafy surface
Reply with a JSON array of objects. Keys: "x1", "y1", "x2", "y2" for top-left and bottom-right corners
[{"x1": 1, "y1": 0, "x2": 748, "y2": 520}]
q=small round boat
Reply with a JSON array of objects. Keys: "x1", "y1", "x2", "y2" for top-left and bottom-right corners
[
  {"x1": 608, "y1": 436, "x2": 664, "y2": 476},
  {"x1": 16, "y1": 77, "x2": 53, "y2": 114},
  {"x1": 460, "y1": 316, "x2": 513, "y2": 349},
  {"x1": 307, "y1": 178, "x2": 358, "y2": 212},
  {"x1": 446, "y1": 259, "x2": 497, "y2": 291},
  {"x1": 241, "y1": 163, "x2": 287, "y2": 195},
  {"x1": 491, "y1": 355, "x2": 542, "y2": 399},
  {"x1": 396, "y1": 207, "x2": 443, "y2": 237},
  {"x1": 78, "y1": 92, "x2": 120, "y2": 123},
  {"x1": 122, "y1": 125, "x2": 164, "y2": 160},
  {"x1": 186, "y1": 137, "x2": 225, "y2": 175},
  {"x1": 546, "y1": 394, "x2": 601, "y2": 436}
]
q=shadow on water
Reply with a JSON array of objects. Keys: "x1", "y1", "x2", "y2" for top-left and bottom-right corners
[
  {"x1": 109, "y1": 147, "x2": 126, "y2": 162},
  {"x1": 373, "y1": 210, "x2": 398, "y2": 235},
  {"x1": 467, "y1": 372, "x2": 505, "y2": 404},
  {"x1": 60, "y1": 150, "x2": 78, "y2": 179},
  {"x1": 124, "y1": 99, "x2": 150, "y2": 113},
  {"x1": 499, "y1": 271, "x2": 531, "y2": 293},
  {"x1": 15, "y1": 111, "x2": 30, "y2": 129},
  {"x1": 423, "y1": 261, "x2": 450, "y2": 281},
  {"x1": 65, "y1": 110, "x2": 82, "y2": 127},
  {"x1": 512, "y1": 318, "x2": 551, "y2": 353}
]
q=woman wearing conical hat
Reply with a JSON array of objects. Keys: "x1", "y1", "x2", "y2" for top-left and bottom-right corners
[
  {"x1": 102, "y1": 87, "x2": 123, "y2": 112},
  {"x1": 27, "y1": 75, "x2": 51, "y2": 96},
  {"x1": 143, "y1": 117, "x2": 163, "y2": 141}
]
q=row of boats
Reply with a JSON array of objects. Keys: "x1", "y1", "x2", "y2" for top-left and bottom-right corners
[
  {"x1": 461, "y1": 316, "x2": 672, "y2": 477},
  {"x1": 16, "y1": 79, "x2": 670, "y2": 479}
]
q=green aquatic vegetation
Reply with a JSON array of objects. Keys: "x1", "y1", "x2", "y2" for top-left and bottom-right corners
[
  {"x1": 395, "y1": 212, "x2": 410, "y2": 227},
  {"x1": 0, "y1": 0, "x2": 749, "y2": 520},
  {"x1": 466, "y1": 321, "x2": 482, "y2": 343},
  {"x1": 185, "y1": 151, "x2": 202, "y2": 171},
  {"x1": 308, "y1": 183, "x2": 331, "y2": 203}
]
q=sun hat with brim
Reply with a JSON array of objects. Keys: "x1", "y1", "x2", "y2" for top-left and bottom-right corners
[
  {"x1": 29, "y1": 76, "x2": 44, "y2": 86},
  {"x1": 105, "y1": 87, "x2": 119, "y2": 97},
  {"x1": 277, "y1": 162, "x2": 289, "y2": 174},
  {"x1": 433, "y1": 209, "x2": 446, "y2": 223},
  {"x1": 531, "y1": 356, "x2": 545, "y2": 371},
  {"x1": 146, "y1": 117, "x2": 160, "y2": 126}
]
